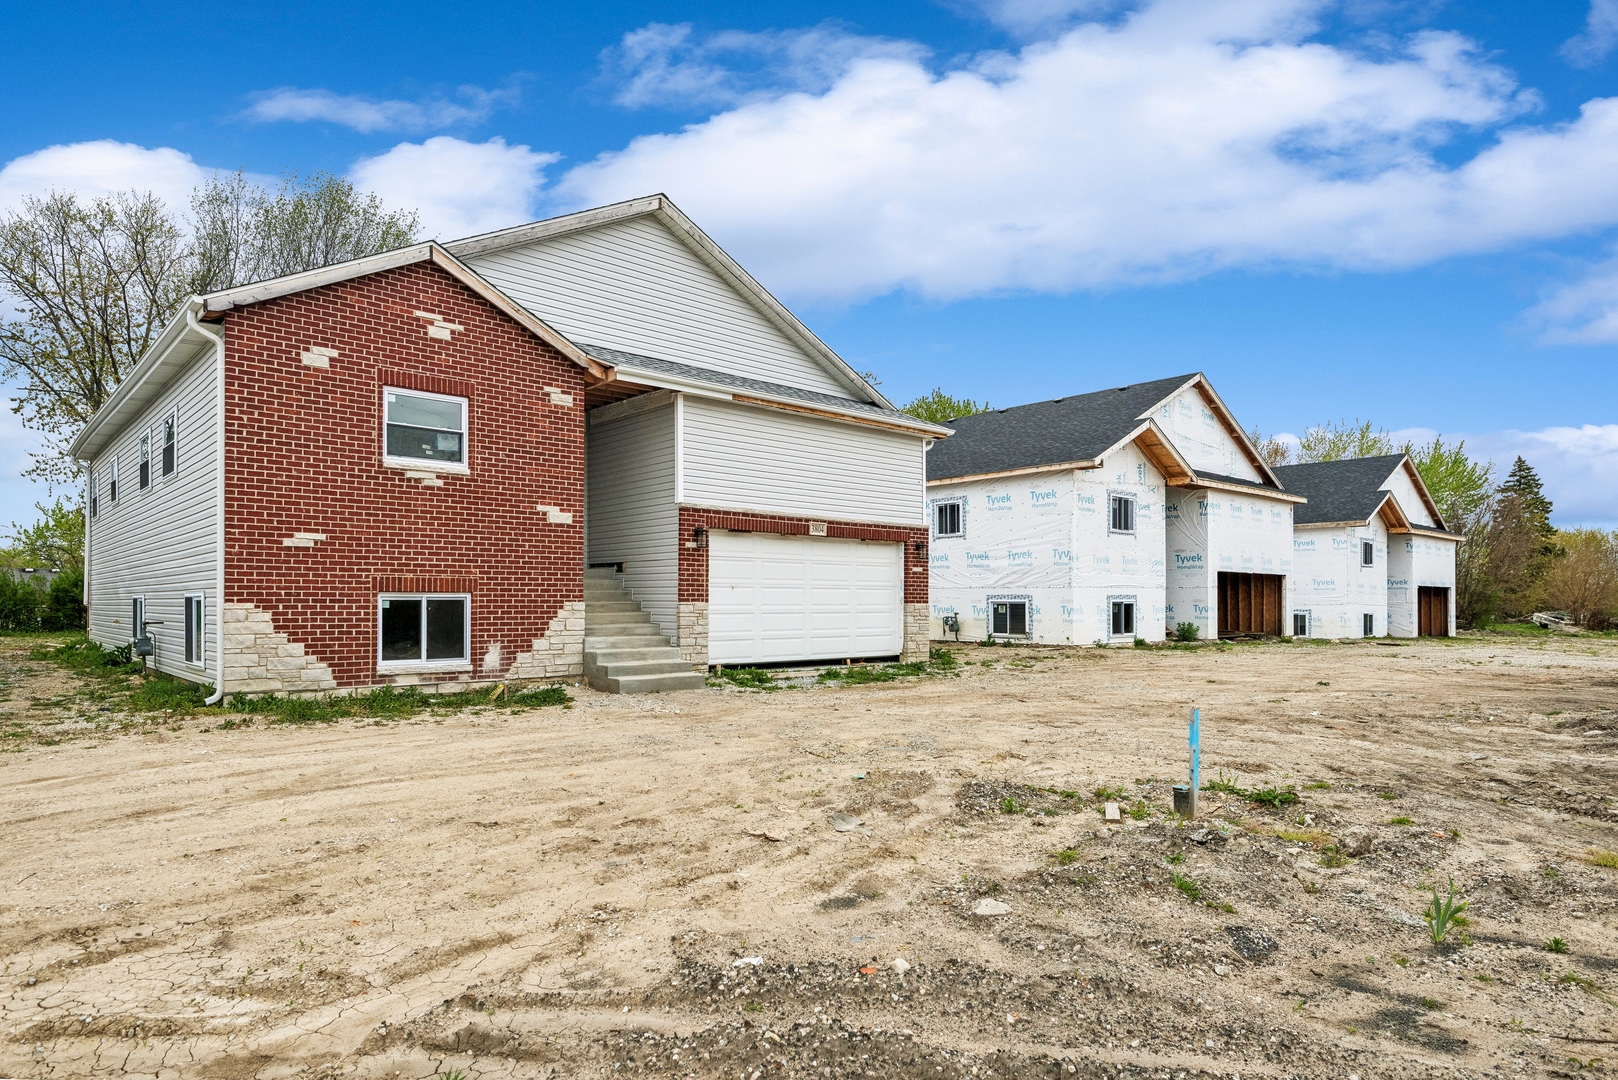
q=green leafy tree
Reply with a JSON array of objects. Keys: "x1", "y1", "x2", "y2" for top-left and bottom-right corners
[
  {"x1": 1538, "y1": 529, "x2": 1618, "y2": 629},
  {"x1": 0, "y1": 574, "x2": 43, "y2": 632},
  {"x1": 39, "y1": 566, "x2": 85, "y2": 631},
  {"x1": 1246, "y1": 426, "x2": 1293, "y2": 467},
  {"x1": 1296, "y1": 419, "x2": 1395, "y2": 463},
  {"x1": 902, "y1": 388, "x2": 990, "y2": 424},
  {"x1": 0, "y1": 174, "x2": 420, "y2": 485},
  {"x1": 4, "y1": 498, "x2": 85, "y2": 570},
  {"x1": 1406, "y1": 436, "x2": 1493, "y2": 528}
]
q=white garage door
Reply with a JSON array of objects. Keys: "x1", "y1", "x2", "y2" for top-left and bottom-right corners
[{"x1": 708, "y1": 531, "x2": 904, "y2": 665}]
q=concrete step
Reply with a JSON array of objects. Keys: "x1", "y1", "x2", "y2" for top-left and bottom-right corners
[
  {"x1": 584, "y1": 599, "x2": 643, "y2": 613},
  {"x1": 586, "y1": 645, "x2": 688, "y2": 664},
  {"x1": 586, "y1": 633, "x2": 672, "y2": 651},
  {"x1": 592, "y1": 670, "x2": 708, "y2": 694},
  {"x1": 586, "y1": 657, "x2": 699, "y2": 679},
  {"x1": 584, "y1": 567, "x2": 621, "y2": 578},
  {"x1": 585, "y1": 609, "x2": 657, "y2": 626}
]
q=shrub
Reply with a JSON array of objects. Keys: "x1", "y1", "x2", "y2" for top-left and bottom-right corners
[
  {"x1": 1175, "y1": 622, "x2": 1200, "y2": 642},
  {"x1": 0, "y1": 574, "x2": 43, "y2": 631},
  {"x1": 1248, "y1": 785, "x2": 1300, "y2": 808},
  {"x1": 39, "y1": 567, "x2": 86, "y2": 631}
]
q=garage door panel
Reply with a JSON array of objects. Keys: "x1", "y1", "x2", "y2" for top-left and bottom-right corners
[{"x1": 709, "y1": 531, "x2": 903, "y2": 664}]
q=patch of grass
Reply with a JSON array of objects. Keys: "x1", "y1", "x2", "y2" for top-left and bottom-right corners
[
  {"x1": 1052, "y1": 848, "x2": 1080, "y2": 866},
  {"x1": 709, "y1": 666, "x2": 781, "y2": 691},
  {"x1": 128, "y1": 674, "x2": 212, "y2": 712},
  {"x1": 1206, "y1": 900, "x2": 1236, "y2": 914},
  {"x1": 1248, "y1": 785, "x2": 1300, "y2": 808},
  {"x1": 1389, "y1": 816, "x2": 1414, "y2": 826},
  {"x1": 1273, "y1": 826, "x2": 1331, "y2": 845},
  {"x1": 743, "y1": 1000, "x2": 763, "y2": 1013},
  {"x1": 1171, "y1": 872, "x2": 1202, "y2": 902},
  {"x1": 1418, "y1": 997, "x2": 1440, "y2": 1010},
  {"x1": 1127, "y1": 799, "x2": 1150, "y2": 821},
  {"x1": 1093, "y1": 785, "x2": 1128, "y2": 801},
  {"x1": 1545, "y1": 937, "x2": 1569, "y2": 954},
  {"x1": 1317, "y1": 846, "x2": 1349, "y2": 868},
  {"x1": 818, "y1": 655, "x2": 956, "y2": 686},
  {"x1": 1201, "y1": 770, "x2": 1247, "y2": 796},
  {"x1": 928, "y1": 647, "x2": 957, "y2": 669},
  {"x1": 228, "y1": 682, "x2": 570, "y2": 725},
  {"x1": 1000, "y1": 796, "x2": 1022, "y2": 814},
  {"x1": 1303, "y1": 780, "x2": 1332, "y2": 790},
  {"x1": 1377, "y1": 791, "x2": 1400, "y2": 800},
  {"x1": 1393, "y1": 955, "x2": 1410, "y2": 967},
  {"x1": 1165, "y1": 852, "x2": 1185, "y2": 865},
  {"x1": 1584, "y1": 848, "x2": 1618, "y2": 869},
  {"x1": 1173, "y1": 622, "x2": 1200, "y2": 642}
]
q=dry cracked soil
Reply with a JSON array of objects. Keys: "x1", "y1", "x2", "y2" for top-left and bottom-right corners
[{"x1": 2, "y1": 631, "x2": 1617, "y2": 1080}]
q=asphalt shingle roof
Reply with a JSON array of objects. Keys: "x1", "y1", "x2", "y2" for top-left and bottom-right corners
[
  {"x1": 1271, "y1": 455, "x2": 1407, "y2": 525},
  {"x1": 924, "y1": 374, "x2": 1199, "y2": 481}
]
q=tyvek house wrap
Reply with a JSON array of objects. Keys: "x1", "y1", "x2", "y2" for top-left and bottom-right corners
[
  {"x1": 1165, "y1": 487, "x2": 1294, "y2": 637},
  {"x1": 1292, "y1": 518, "x2": 1387, "y2": 638},
  {"x1": 928, "y1": 440, "x2": 1167, "y2": 644},
  {"x1": 1387, "y1": 532, "x2": 1457, "y2": 637}
]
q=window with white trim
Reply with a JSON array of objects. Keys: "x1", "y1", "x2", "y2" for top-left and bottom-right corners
[
  {"x1": 131, "y1": 596, "x2": 145, "y2": 642},
  {"x1": 1361, "y1": 539, "x2": 1374, "y2": 567},
  {"x1": 378, "y1": 594, "x2": 469, "y2": 667},
  {"x1": 1111, "y1": 600, "x2": 1136, "y2": 637},
  {"x1": 934, "y1": 501, "x2": 962, "y2": 537},
  {"x1": 184, "y1": 594, "x2": 205, "y2": 665},
  {"x1": 89, "y1": 471, "x2": 99, "y2": 519},
  {"x1": 162, "y1": 412, "x2": 176, "y2": 477},
  {"x1": 1363, "y1": 612, "x2": 1375, "y2": 637},
  {"x1": 384, "y1": 388, "x2": 466, "y2": 467},
  {"x1": 1109, "y1": 494, "x2": 1136, "y2": 534},
  {"x1": 108, "y1": 458, "x2": 118, "y2": 503},
  {"x1": 138, "y1": 432, "x2": 151, "y2": 489},
  {"x1": 1293, "y1": 611, "x2": 1310, "y2": 638}
]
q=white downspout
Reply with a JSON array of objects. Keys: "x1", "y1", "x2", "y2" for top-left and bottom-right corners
[{"x1": 187, "y1": 304, "x2": 228, "y2": 705}]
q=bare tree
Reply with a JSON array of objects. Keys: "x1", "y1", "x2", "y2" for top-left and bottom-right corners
[
  {"x1": 0, "y1": 192, "x2": 188, "y2": 485},
  {"x1": 1245, "y1": 426, "x2": 1293, "y2": 467},
  {"x1": 1538, "y1": 528, "x2": 1618, "y2": 629}
]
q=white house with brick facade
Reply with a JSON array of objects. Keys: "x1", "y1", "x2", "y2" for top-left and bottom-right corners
[{"x1": 70, "y1": 195, "x2": 946, "y2": 696}]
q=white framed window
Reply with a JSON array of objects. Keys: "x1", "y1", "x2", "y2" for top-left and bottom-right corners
[
  {"x1": 138, "y1": 432, "x2": 151, "y2": 490},
  {"x1": 89, "y1": 471, "x2": 99, "y2": 519},
  {"x1": 108, "y1": 458, "x2": 119, "y2": 503},
  {"x1": 1293, "y1": 611, "x2": 1310, "y2": 637},
  {"x1": 184, "y1": 593, "x2": 205, "y2": 665},
  {"x1": 1363, "y1": 612, "x2": 1375, "y2": 637},
  {"x1": 378, "y1": 594, "x2": 470, "y2": 668},
  {"x1": 1110, "y1": 598, "x2": 1136, "y2": 638},
  {"x1": 131, "y1": 595, "x2": 145, "y2": 642},
  {"x1": 1361, "y1": 540, "x2": 1374, "y2": 567},
  {"x1": 934, "y1": 500, "x2": 963, "y2": 538},
  {"x1": 991, "y1": 600, "x2": 1028, "y2": 637},
  {"x1": 1109, "y1": 494, "x2": 1136, "y2": 534},
  {"x1": 384, "y1": 388, "x2": 467, "y2": 469},
  {"x1": 162, "y1": 411, "x2": 177, "y2": 478}
]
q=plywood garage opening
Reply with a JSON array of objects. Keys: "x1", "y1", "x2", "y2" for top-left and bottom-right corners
[
  {"x1": 1217, "y1": 572, "x2": 1284, "y2": 637},
  {"x1": 1417, "y1": 586, "x2": 1450, "y2": 637}
]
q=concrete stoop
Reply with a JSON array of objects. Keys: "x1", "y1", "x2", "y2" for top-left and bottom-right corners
[{"x1": 584, "y1": 568, "x2": 707, "y2": 694}]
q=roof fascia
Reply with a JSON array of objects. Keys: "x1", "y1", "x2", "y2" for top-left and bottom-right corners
[
  {"x1": 70, "y1": 298, "x2": 207, "y2": 460},
  {"x1": 201, "y1": 244, "x2": 434, "y2": 311},
  {"x1": 1173, "y1": 473, "x2": 1309, "y2": 504},
  {"x1": 1145, "y1": 374, "x2": 1285, "y2": 490},
  {"x1": 1295, "y1": 520, "x2": 1370, "y2": 530},
  {"x1": 928, "y1": 460, "x2": 1097, "y2": 486},
  {"x1": 1098, "y1": 419, "x2": 1195, "y2": 485},
  {"x1": 607, "y1": 362, "x2": 949, "y2": 437},
  {"x1": 1390, "y1": 455, "x2": 1447, "y2": 531},
  {"x1": 427, "y1": 248, "x2": 605, "y2": 379},
  {"x1": 1375, "y1": 490, "x2": 1412, "y2": 532},
  {"x1": 446, "y1": 194, "x2": 893, "y2": 410}
]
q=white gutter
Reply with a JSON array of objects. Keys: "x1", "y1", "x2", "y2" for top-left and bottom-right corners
[{"x1": 187, "y1": 307, "x2": 227, "y2": 706}]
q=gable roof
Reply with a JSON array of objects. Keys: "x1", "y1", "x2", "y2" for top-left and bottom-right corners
[
  {"x1": 444, "y1": 194, "x2": 892, "y2": 409},
  {"x1": 1272, "y1": 454, "x2": 1457, "y2": 536},
  {"x1": 70, "y1": 243, "x2": 606, "y2": 461},
  {"x1": 924, "y1": 373, "x2": 1291, "y2": 497}
]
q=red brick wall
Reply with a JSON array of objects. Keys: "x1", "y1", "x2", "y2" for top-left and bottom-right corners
[
  {"x1": 222, "y1": 260, "x2": 586, "y2": 688},
  {"x1": 677, "y1": 507, "x2": 928, "y2": 604}
]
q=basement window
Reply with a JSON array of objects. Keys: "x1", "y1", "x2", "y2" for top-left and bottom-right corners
[
  {"x1": 1293, "y1": 611, "x2": 1310, "y2": 638},
  {"x1": 384, "y1": 388, "x2": 466, "y2": 468},
  {"x1": 1361, "y1": 540, "x2": 1374, "y2": 567},
  {"x1": 184, "y1": 593, "x2": 205, "y2": 665},
  {"x1": 1109, "y1": 494, "x2": 1136, "y2": 534},
  {"x1": 934, "y1": 501, "x2": 963, "y2": 538},
  {"x1": 378, "y1": 594, "x2": 469, "y2": 668},
  {"x1": 1111, "y1": 600, "x2": 1136, "y2": 638},
  {"x1": 1363, "y1": 612, "x2": 1375, "y2": 637},
  {"x1": 991, "y1": 601, "x2": 1027, "y2": 637}
]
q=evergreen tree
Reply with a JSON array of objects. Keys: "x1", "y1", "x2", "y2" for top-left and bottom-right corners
[{"x1": 1499, "y1": 457, "x2": 1554, "y2": 538}]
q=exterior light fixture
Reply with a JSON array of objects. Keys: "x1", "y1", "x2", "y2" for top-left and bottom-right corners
[{"x1": 692, "y1": 526, "x2": 708, "y2": 550}]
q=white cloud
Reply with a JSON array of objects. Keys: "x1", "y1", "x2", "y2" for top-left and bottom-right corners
[
  {"x1": 1527, "y1": 250, "x2": 1618, "y2": 344},
  {"x1": 556, "y1": 0, "x2": 1618, "y2": 303},
  {"x1": 350, "y1": 136, "x2": 558, "y2": 239},
  {"x1": 0, "y1": 140, "x2": 206, "y2": 213},
  {"x1": 244, "y1": 84, "x2": 518, "y2": 133},
  {"x1": 1465, "y1": 425, "x2": 1618, "y2": 529},
  {"x1": 602, "y1": 21, "x2": 924, "y2": 109},
  {"x1": 1562, "y1": 0, "x2": 1618, "y2": 68}
]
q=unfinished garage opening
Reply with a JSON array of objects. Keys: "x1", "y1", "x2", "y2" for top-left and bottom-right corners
[
  {"x1": 1417, "y1": 586, "x2": 1450, "y2": 637},
  {"x1": 1217, "y1": 572, "x2": 1284, "y2": 637}
]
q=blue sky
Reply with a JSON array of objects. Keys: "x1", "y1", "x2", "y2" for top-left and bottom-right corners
[{"x1": 4, "y1": 0, "x2": 1618, "y2": 530}]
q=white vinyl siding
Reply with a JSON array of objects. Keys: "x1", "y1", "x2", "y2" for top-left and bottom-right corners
[
  {"x1": 586, "y1": 399, "x2": 679, "y2": 638},
  {"x1": 708, "y1": 531, "x2": 903, "y2": 664},
  {"x1": 87, "y1": 340, "x2": 218, "y2": 686},
  {"x1": 680, "y1": 396, "x2": 926, "y2": 526},
  {"x1": 465, "y1": 216, "x2": 854, "y2": 396}
]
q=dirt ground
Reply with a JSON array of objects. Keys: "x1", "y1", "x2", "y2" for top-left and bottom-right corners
[{"x1": 2, "y1": 632, "x2": 1617, "y2": 1080}]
